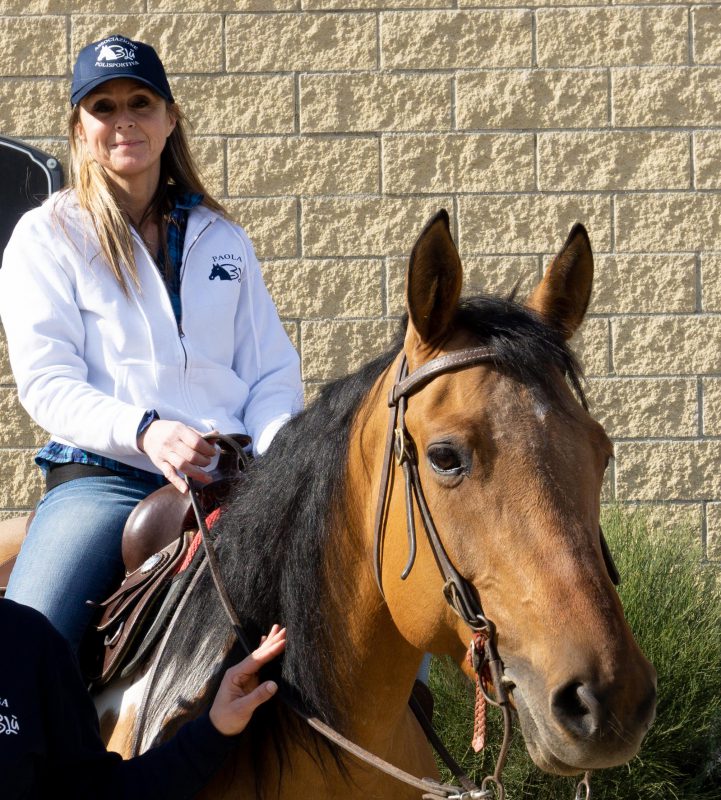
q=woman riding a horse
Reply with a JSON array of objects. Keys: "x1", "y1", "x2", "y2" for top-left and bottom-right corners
[
  {"x1": 114, "y1": 213, "x2": 656, "y2": 799},
  {"x1": 0, "y1": 34, "x2": 302, "y2": 654}
]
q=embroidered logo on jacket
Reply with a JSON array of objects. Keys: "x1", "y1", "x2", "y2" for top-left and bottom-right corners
[{"x1": 209, "y1": 254, "x2": 243, "y2": 282}]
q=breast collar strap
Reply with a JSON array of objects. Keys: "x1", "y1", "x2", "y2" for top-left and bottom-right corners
[{"x1": 372, "y1": 347, "x2": 496, "y2": 632}]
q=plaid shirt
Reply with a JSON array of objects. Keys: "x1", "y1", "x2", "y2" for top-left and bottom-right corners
[
  {"x1": 35, "y1": 191, "x2": 204, "y2": 479},
  {"x1": 162, "y1": 190, "x2": 203, "y2": 326}
]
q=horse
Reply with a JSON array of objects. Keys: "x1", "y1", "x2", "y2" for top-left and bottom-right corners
[{"x1": 97, "y1": 210, "x2": 657, "y2": 799}]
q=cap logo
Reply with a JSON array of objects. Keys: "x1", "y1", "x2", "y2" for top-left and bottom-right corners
[
  {"x1": 71, "y1": 35, "x2": 172, "y2": 105},
  {"x1": 94, "y1": 37, "x2": 139, "y2": 68}
]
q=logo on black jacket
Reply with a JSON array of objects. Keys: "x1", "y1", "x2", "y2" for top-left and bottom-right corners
[
  {"x1": 0, "y1": 713, "x2": 19, "y2": 735},
  {"x1": 209, "y1": 254, "x2": 243, "y2": 282}
]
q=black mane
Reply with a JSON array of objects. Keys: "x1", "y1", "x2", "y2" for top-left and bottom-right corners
[
  {"x1": 139, "y1": 294, "x2": 584, "y2": 782},
  {"x1": 455, "y1": 295, "x2": 586, "y2": 408}
]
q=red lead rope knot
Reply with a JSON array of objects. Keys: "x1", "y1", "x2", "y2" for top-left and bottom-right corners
[{"x1": 466, "y1": 631, "x2": 489, "y2": 753}]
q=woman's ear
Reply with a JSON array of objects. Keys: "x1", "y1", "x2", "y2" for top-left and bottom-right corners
[{"x1": 166, "y1": 104, "x2": 178, "y2": 138}]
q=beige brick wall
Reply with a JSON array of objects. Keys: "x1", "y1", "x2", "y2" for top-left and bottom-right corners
[{"x1": 0, "y1": 1, "x2": 719, "y2": 561}]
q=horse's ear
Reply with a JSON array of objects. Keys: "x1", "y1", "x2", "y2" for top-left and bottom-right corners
[
  {"x1": 525, "y1": 223, "x2": 594, "y2": 340},
  {"x1": 406, "y1": 209, "x2": 462, "y2": 346}
]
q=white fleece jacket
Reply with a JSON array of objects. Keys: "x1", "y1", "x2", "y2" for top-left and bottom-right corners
[{"x1": 0, "y1": 191, "x2": 303, "y2": 472}]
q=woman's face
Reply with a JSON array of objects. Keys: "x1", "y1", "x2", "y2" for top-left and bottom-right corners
[{"x1": 76, "y1": 78, "x2": 176, "y2": 187}]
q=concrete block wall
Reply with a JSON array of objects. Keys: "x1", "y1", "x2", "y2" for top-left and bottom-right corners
[{"x1": 0, "y1": 1, "x2": 719, "y2": 559}]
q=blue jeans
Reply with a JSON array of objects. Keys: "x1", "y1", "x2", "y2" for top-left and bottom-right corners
[
  {"x1": 6, "y1": 474, "x2": 162, "y2": 653},
  {"x1": 417, "y1": 652, "x2": 432, "y2": 684}
]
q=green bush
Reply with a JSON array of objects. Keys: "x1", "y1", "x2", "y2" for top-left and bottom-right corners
[{"x1": 429, "y1": 506, "x2": 721, "y2": 799}]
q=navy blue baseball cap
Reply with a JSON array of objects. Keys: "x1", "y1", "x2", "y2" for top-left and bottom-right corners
[{"x1": 71, "y1": 35, "x2": 174, "y2": 106}]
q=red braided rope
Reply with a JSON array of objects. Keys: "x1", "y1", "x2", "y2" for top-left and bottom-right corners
[
  {"x1": 466, "y1": 632, "x2": 488, "y2": 752},
  {"x1": 174, "y1": 507, "x2": 223, "y2": 575},
  {"x1": 205, "y1": 507, "x2": 222, "y2": 530}
]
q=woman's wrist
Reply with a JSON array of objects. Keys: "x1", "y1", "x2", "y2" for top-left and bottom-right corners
[{"x1": 136, "y1": 409, "x2": 159, "y2": 451}]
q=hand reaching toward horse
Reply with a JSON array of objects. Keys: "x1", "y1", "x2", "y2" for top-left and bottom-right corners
[
  {"x1": 137, "y1": 420, "x2": 218, "y2": 492},
  {"x1": 209, "y1": 625, "x2": 286, "y2": 736}
]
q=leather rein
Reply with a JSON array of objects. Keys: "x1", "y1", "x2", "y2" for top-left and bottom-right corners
[{"x1": 188, "y1": 346, "x2": 600, "y2": 799}]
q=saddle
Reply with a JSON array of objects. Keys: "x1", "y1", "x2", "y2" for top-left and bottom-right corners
[{"x1": 88, "y1": 434, "x2": 251, "y2": 686}]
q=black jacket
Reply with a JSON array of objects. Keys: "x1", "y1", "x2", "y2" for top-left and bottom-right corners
[{"x1": 0, "y1": 598, "x2": 235, "y2": 799}]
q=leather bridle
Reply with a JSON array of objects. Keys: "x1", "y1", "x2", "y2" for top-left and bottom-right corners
[
  {"x1": 369, "y1": 343, "x2": 622, "y2": 799},
  {"x1": 186, "y1": 348, "x2": 614, "y2": 799},
  {"x1": 372, "y1": 347, "x2": 515, "y2": 798},
  {"x1": 373, "y1": 347, "x2": 499, "y2": 629}
]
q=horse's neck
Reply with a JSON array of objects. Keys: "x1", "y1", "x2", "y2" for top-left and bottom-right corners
[
  {"x1": 259, "y1": 583, "x2": 431, "y2": 800},
  {"x1": 332, "y1": 364, "x2": 425, "y2": 749},
  {"x1": 338, "y1": 581, "x2": 423, "y2": 744},
  {"x1": 215, "y1": 364, "x2": 437, "y2": 799}
]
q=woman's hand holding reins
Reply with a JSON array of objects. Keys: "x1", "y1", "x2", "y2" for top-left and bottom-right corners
[
  {"x1": 137, "y1": 419, "x2": 218, "y2": 493},
  {"x1": 209, "y1": 625, "x2": 286, "y2": 736}
]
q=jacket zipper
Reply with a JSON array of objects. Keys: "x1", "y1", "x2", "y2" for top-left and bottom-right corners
[
  {"x1": 131, "y1": 218, "x2": 215, "y2": 373},
  {"x1": 177, "y1": 218, "x2": 214, "y2": 371},
  {"x1": 131, "y1": 214, "x2": 218, "y2": 419}
]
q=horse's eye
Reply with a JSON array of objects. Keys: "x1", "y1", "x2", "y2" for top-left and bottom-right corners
[{"x1": 428, "y1": 444, "x2": 464, "y2": 476}]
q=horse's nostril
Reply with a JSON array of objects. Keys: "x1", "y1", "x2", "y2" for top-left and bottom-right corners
[
  {"x1": 550, "y1": 681, "x2": 605, "y2": 740},
  {"x1": 637, "y1": 683, "x2": 657, "y2": 729}
]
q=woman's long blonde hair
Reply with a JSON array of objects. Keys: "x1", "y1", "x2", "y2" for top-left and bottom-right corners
[{"x1": 65, "y1": 100, "x2": 225, "y2": 296}]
